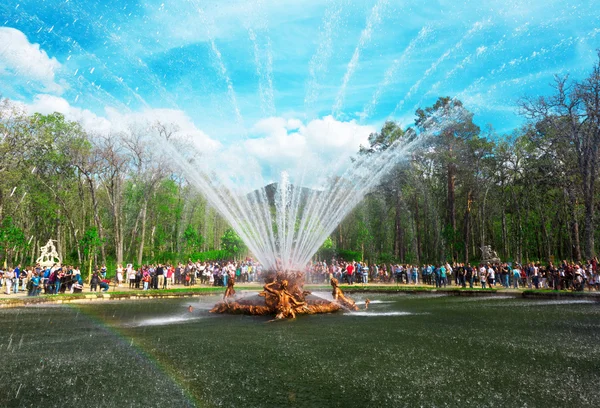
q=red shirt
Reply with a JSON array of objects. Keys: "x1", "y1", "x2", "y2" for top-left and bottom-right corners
[{"x1": 347, "y1": 264, "x2": 354, "y2": 275}]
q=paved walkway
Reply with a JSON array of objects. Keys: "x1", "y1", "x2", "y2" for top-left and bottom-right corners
[
  {"x1": 2, "y1": 281, "x2": 599, "y2": 301},
  {"x1": 0, "y1": 282, "x2": 263, "y2": 300}
]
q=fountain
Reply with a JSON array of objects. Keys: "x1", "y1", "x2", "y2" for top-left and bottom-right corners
[{"x1": 163, "y1": 106, "x2": 467, "y2": 318}]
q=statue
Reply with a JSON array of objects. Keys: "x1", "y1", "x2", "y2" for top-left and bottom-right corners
[
  {"x1": 36, "y1": 239, "x2": 62, "y2": 268},
  {"x1": 480, "y1": 245, "x2": 501, "y2": 263},
  {"x1": 331, "y1": 278, "x2": 359, "y2": 311},
  {"x1": 210, "y1": 271, "x2": 345, "y2": 319},
  {"x1": 263, "y1": 279, "x2": 307, "y2": 319},
  {"x1": 223, "y1": 277, "x2": 236, "y2": 299}
]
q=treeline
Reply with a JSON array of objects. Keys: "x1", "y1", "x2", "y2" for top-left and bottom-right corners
[
  {"x1": 0, "y1": 103, "x2": 245, "y2": 271},
  {"x1": 1, "y1": 55, "x2": 599, "y2": 269},
  {"x1": 334, "y1": 54, "x2": 600, "y2": 265}
]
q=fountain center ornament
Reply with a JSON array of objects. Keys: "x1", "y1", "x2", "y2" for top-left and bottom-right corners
[
  {"x1": 210, "y1": 272, "x2": 359, "y2": 319},
  {"x1": 36, "y1": 239, "x2": 62, "y2": 268}
]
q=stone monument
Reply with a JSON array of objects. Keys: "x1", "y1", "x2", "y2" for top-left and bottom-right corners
[
  {"x1": 36, "y1": 239, "x2": 62, "y2": 268},
  {"x1": 480, "y1": 245, "x2": 501, "y2": 264}
]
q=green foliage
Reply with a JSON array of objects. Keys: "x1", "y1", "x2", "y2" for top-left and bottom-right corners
[
  {"x1": 188, "y1": 250, "x2": 229, "y2": 262},
  {"x1": 220, "y1": 229, "x2": 246, "y2": 257},
  {"x1": 80, "y1": 227, "x2": 102, "y2": 258},
  {"x1": 80, "y1": 227, "x2": 102, "y2": 278},
  {"x1": 336, "y1": 250, "x2": 362, "y2": 262},
  {"x1": 183, "y1": 224, "x2": 204, "y2": 254},
  {"x1": 0, "y1": 217, "x2": 26, "y2": 250},
  {"x1": 0, "y1": 217, "x2": 27, "y2": 264},
  {"x1": 377, "y1": 253, "x2": 395, "y2": 264},
  {"x1": 316, "y1": 237, "x2": 335, "y2": 261}
]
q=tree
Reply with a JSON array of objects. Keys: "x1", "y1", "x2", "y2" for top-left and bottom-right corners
[
  {"x1": 80, "y1": 227, "x2": 102, "y2": 280},
  {"x1": 520, "y1": 52, "x2": 600, "y2": 259},
  {"x1": 416, "y1": 97, "x2": 480, "y2": 261},
  {"x1": 221, "y1": 229, "x2": 246, "y2": 258},
  {"x1": 359, "y1": 121, "x2": 408, "y2": 261},
  {"x1": 122, "y1": 123, "x2": 172, "y2": 265},
  {"x1": 97, "y1": 133, "x2": 128, "y2": 265},
  {"x1": 183, "y1": 224, "x2": 204, "y2": 254},
  {"x1": 0, "y1": 216, "x2": 26, "y2": 265}
]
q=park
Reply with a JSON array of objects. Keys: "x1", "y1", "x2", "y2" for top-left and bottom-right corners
[{"x1": 1, "y1": 1, "x2": 600, "y2": 407}]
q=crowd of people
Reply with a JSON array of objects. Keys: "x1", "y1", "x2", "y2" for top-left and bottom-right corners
[
  {"x1": 0, "y1": 263, "x2": 86, "y2": 296},
  {"x1": 306, "y1": 258, "x2": 600, "y2": 291},
  {"x1": 1, "y1": 257, "x2": 600, "y2": 296},
  {"x1": 112, "y1": 260, "x2": 264, "y2": 290}
]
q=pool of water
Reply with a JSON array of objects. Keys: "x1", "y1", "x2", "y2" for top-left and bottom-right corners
[{"x1": 1, "y1": 294, "x2": 599, "y2": 407}]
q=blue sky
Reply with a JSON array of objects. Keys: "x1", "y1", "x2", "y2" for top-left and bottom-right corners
[{"x1": 1, "y1": 0, "x2": 599, "y2": 183}]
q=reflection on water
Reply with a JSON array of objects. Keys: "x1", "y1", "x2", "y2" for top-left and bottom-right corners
[
  {"x1": 345, "y1": 311, "x2": 417, "y2": 317},
  {"x1": 126, "y1": 315, "x2": 206, "y2": 327}
]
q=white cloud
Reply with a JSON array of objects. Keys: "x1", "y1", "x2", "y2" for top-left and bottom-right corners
[
  {"x1": 21, "y1": 94, "x2": 112, "y2": 133},
  {"x1": 215, "y1": 115, "x2": 375, "y2": 188},
  {"x1": 17, "y1": 93, "x2": 373, "y2": 190},
  {"x1": 105, "y1": 107, "x2": 221, "y2": 153},
  {"x1": 19, "y1": 94, "x2": 221, "y2": 154},
  {"x1": 0, "y1": 27, "x2": 64, "y2": 94}
]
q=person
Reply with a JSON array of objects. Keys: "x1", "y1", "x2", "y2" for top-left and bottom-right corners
[
  {"x1": 100, "y1": 265, "x2": 107, "y2": 279},
  {"x1": 440, "y1": 264, "x2": 447, "y2": 287},
  {"x1": 175, "y1": 263, "x2": 182, "y2": 285},
  {"x1": 465, "y1": 264, "x2": 474, "y2": 288},
  {"x1": 42, "y1": 267, "x2": 51, "y2": 293},
  {"x1": 90, "y1": 271, "x2": 100, "y2": 292},
  {"x1": 54, "y1": 268, "x2": 64, "y2": 294},
  {"x1": 135, "y1": 268, "x2": 142, "y2": 289},
  {"x1": 48, "y1": 268, "x2": 59, "y2": 295},
  {"x1": 532, "y1": 264, "x2": 540, "y2": 289},
  {"x1": 457, "y1": 264, "x2": 466, "y2": 288},
  {"x1": 28, "y1": 272, "x2": 41, "y2": 296},
  {"x1": 21, "y1": 265, "x2": 29, "y2": 291},
  {"x1": 99, "y1": 278, "x2": 110, "y2": 292},
  {"x1": 71, "y1": 272, "x2": 84, "y2": 293},
  {"x1": 502, "y1": 264, "x2": 510, "y2": 288},
  {"x1": 127, "y1": 264, "x2": 136, "y2": 289},
  {"x1": 512, "y1": 265, "x2": 521, "y2": 289},
  {"x1": 13, "y1": 264, "x2": 20, "y2": 294},
  {"x1": 165, "y1": 266, "x2": 172, "y2": 289},
  {"x1": 487, "y1": 264, "x2": 495, "y2": 288},
  {"x1": 434, "y1": 265, "x2": 441, "y2": 288},
  {"x1": 156, "y1": 264, "x2": 164, "y2": 290},
  {"x1": 149, "y1": 265, "x2": 157, "y2": 289},
  {"x1": 479, "y1": 265, "x2": 488, "y2": 289},
  {"x1": 142, "y1": 270, "x2": 150, "y2": 290},
  {"x1": 4, "y1": 268, "x2": 14, "y2": 294},
  {"x1": 346, "y1": 262, "x2": 355, "y2": 285},
  {"x1": 445, "y1": 263, "x2": 452, "y2": 286},
  {"x1": 116, "y1": 264, "x2": 124, "y2": 287}
]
